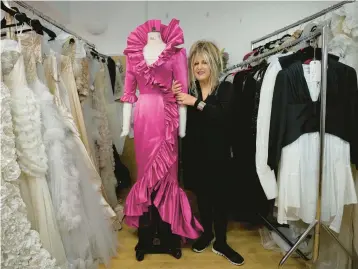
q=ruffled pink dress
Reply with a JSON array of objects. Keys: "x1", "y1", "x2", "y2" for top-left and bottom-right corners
[{"x1": 120, "y1": 19, "x2": 203, "y2": 239}]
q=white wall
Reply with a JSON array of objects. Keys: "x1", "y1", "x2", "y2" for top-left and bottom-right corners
[
  {"x1": 23, "y1": 1, "x2": 71, "y2": 24},
  {"x1": 26, "y1": 1, "x2": 339, "y2": 64}
]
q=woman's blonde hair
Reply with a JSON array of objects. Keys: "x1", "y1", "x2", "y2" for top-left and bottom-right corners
[{"x1": 188, "y1": 40, "x2": 223, "y2": 95}]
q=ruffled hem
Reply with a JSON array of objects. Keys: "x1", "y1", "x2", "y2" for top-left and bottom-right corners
[
  {"x1": 123, "y1": 91, "x2": 202, "y2": 239},
  {"x1": 123, "y1": 19, "x2": 202, "y2": 239},
  {"x1": 125, "y1": 176, "x2": 203, "y2": 239},
  {"x1": 124, "y1": 136, "x2": 203, "y2": 239},
  {"x1": 120, "y1": 93, "x2": 138, "y2": 104}
]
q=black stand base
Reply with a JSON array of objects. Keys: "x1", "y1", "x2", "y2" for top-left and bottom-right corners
[
  {"x1": 135, "y1": 243, "x2": 182, "y2": 262},
  {"x1": 135, "y1": 199, "x2": 182, "y2": 262}
]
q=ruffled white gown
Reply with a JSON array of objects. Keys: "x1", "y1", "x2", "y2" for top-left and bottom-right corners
[
  {"x1": 1, "y1": 39, "x2": 68, "y2": 269},
  {"x1": 42, "y1": 43, "x2": 118, "y2": 267},
  {"x1": 1, "y1": 80, "x2": 59, "y2": 269}
]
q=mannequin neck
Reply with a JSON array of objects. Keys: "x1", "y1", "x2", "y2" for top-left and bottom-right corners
[{"x1": 147, "y1": 32, "x2": 164, "y2": 45}]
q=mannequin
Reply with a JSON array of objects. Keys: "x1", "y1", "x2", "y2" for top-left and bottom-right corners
[
  {"x1": 120, "y1": 19, "x2": 203, "y2": 262},
  {"x1": 120, "y1": 28, "x2": 187, "y2": 138}
]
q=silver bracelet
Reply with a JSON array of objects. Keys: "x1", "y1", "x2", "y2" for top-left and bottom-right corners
[{"x1": 197, "y1": 101, "x2": 206, "y2": 111}]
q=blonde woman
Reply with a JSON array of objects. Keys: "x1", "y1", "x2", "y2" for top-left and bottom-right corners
[{"x1": 172, "y1": 41, "x2": 244, "y2": 266}]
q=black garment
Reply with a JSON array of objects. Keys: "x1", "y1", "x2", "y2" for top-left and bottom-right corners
[
  {"x1": 182, "y1": 80, "x2": 234, "y2": 239},
  {"x1": 113, "y1": 145, "x2": 131, "y2": 193},
  {"x1": 230, "y1": 65, "x2": 272, "y2": 224},
  {"x1": 107, "y1": 57, "x2": 116, "y2": 94},
  {"x1": 182, "y1": 80, "x2": 234, "y2": 193},
  {"x1": 196, "y1": 189, "x2": 228, "y2": 243},
  {"x1": 136, "y1": 190, "x2": 181, "y2": 257},
  {"x1": 268, "y1": 58, "x2": 358, "y2": 171}
]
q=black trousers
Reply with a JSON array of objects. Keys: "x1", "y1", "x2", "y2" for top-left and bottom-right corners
[{"x1": 196, "y1": 189, "x2": 228, "y2": 244}]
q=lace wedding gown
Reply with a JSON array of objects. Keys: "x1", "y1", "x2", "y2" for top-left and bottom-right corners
[
  {"x1": 43, "y1": 45, "x2": 118, "y2": 264},
  {"x1": 1, "y1": 80, "x2": 59, "y2": 269},
  {"x1": 44, "y1": 35, "x2": 119, "y2": 221},
  {"x1": 20, "y1": 32, "x2": 117, "y2": 268},
  {"x1": 92, "y1": 62, "x2": 118, "y2": 209},
  {"x1": 53, "y1": 34, "x2": 93, "y2": 160},
  {"x1": 1, "y1": 39, "x2": 68, "y2": 269}
]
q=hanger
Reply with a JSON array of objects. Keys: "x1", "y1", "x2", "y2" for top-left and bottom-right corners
[
  {"x1": 1, "y1": 16, "x2": 22, "y2": 28},
  {"x1": 1, "y1": 16, "x2": 39, "y2": 37},
  {"x1": 150, "y1": 26, "x2": 158, "y2": 32},
  {"x1": 1, "y1": 1, "x2": 56, "y2": 40},
  {"x1": 279, "y1": 34, "x2": 291, "y2": 43}
]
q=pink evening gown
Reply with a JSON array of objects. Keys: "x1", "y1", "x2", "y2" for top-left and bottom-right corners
[{"x1": 120, "y1": 19, "x2": 203, "y2": 239}]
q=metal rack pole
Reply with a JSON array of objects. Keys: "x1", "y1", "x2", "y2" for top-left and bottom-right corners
[
  {"x1": 278, "y1": 23, "x2": 356, "y2": 268},
  {"x1": 222, "y1": 28, "x2": 323, "y2": 76},
  {"x1": 13, "y1": 1, "x2": 96, "y2": 48},
  {"x1": 277, "y1": 23, "x2": 329, "y2": 267},
  {"x1": 250, "y1": 0, "x2": 354, "y2": 48}
]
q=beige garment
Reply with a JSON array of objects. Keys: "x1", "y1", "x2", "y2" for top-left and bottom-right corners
[
  {"x1": 92, "y1": 63, "x2": 118, "y2": 209},
  {"x1": 74, "y1": 58, "x2": 90, "y2": 102},
  {"x1": 43, "y1": 53, "x2": 120, "y2": 229},
  {"x1": 59, "y1": 55, "x2": 93, "y2": 158}
]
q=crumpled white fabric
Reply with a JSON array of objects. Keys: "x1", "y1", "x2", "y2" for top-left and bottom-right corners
[{"x1": 332, "y1": 2, "x2": 358, "y2": 40}]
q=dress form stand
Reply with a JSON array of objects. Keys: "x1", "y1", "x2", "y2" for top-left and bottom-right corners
[{"x1": 134, "y1": 27, "x2": 182, "y2": 262}]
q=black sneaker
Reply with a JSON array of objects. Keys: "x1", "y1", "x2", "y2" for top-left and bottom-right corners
[
  {"x1": 192, "y1": 233, "x2": 215, "y2": 253},
  {"x1": 212, "y1": 242, "x2": 245, "y2": 266}
]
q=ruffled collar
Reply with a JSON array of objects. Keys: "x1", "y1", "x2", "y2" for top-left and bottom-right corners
[{"x1": 123, "y1": 19, "x2": 184, "y2": 87}]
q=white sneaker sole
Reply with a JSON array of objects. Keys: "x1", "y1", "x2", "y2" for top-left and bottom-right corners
[
  {"x1": 192, "y1": 238, "x2": 215, "y2": 253},
  {"x1": 212, "y1": 247, "x2": 245, "y2": 266}
]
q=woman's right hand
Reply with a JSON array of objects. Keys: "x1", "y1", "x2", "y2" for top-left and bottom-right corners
[{"x1": 172, "y1": 80, "x2": 182, "y2": 95}]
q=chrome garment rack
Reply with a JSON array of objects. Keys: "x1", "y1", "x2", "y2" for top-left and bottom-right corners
[
  {"x1": 222, "y1": 1, "x2": 356, "y2": 267},
  {"x1": 222, "y1": 27, "x2": 324, "y2": 266},
  {"x1": 250, "y1": 0, "x2": 355, "y2": 48},
  {"x1": 226, "y1": 24, "x2": 356, "y2": 269},
  {"x1": 221, "y1": 27, "x2": 323, "y2": 76},
  {"x1": 276, "y1": 23, "x2": 356, "y2": 269},
  {"x1": 13, "y1": 0, "x2": 108, "y2": 59}
]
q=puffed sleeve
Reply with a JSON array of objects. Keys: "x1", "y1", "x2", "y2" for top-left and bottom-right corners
[
  {"x1": 120, "y1": 56, "x2": 138, "y2": 103},
  {"x1": 201, "y1": 81, "x2": 234, "y2": 122},
  {"x1": 172, "y1": 48, "x2": 189, "y2": 94},
  {"x1": 267, "y1": 70, "x2": 288, "y2": 171}
]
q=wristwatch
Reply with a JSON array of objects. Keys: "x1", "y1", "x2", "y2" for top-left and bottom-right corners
[{"x1": 195, "y1": 100, "x2": 206, "y2": 111}]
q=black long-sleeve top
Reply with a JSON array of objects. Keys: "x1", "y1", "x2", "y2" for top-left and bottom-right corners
[
  {"x1": 268, "y1": 58, "x2": 358, "y2": 171},
  {"x1": 182, "y1": 80, "x2": 234, "y2": 192}
]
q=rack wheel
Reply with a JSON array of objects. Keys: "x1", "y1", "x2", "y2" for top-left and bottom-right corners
[
  {"x1": 135, "y1": 250, "x2": 145, "y2": 261},
  {"x1": 171, "y1": 249, "x2": 182, "y2": 259}
]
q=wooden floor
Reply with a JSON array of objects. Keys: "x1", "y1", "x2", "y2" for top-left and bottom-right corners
[{"x1": 100, "y1": 222, "x2": 308, "y2": 269}]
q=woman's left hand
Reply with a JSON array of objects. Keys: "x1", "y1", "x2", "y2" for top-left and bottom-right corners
[{"x1": 176, "y1": 93, "x2": 197, "y2": 106}]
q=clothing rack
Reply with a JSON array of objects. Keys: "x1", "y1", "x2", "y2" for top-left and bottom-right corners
[
  {"x1": 226, "y1": 5, "x2": 356, "y2": 266},
  {"x1": 221, "y1": 28, "x2": 325, "y2": 264},
  {"x1": 13, "y1": 1, "x2": 108, "y2": 59},
  {"x1": 277, "y1": 23, "x2": 356, "y2": 268},
  {"x1": 221, "y1": 27, "x2": 322, "y2": 76},
  {"x1": 246, "y1": 1, "x2": 356, "y2": 266},
  {"x1": 250, "y1": 0, "x2": 355, "y2": 48},
  {"x1": 225, "y1": 3, "x2": 356, "y2": 264}
]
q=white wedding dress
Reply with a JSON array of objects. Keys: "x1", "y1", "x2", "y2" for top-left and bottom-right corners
[
  {"x1": 1, "y1": 39, "x2": 68, "y2": 269},
  {"x1": 0, "y1": 80, "x2": 59, "y2": 269},
  {"x1": 42, "y1": 40, "x2": 118, "y2": 268}
]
